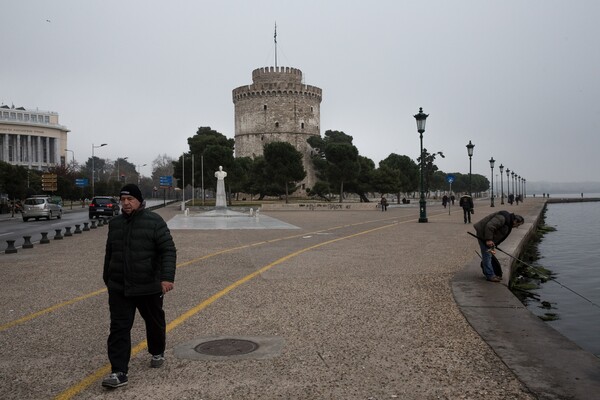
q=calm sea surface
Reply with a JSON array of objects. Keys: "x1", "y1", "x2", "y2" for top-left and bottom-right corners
[{"x1": 525, "y1": 199, "x2": 600, "y2": 357}]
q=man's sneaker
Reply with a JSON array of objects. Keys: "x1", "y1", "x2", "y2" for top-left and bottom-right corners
[
  {"x1": 150, "y1": 353, "x2": 165, "y2": 368},
  {"x1": 487, "y1": 275, "x2": 502, "y2": 282},
  {"x1": 102, "y1": 372, "x2": 128, "y2": 388}
]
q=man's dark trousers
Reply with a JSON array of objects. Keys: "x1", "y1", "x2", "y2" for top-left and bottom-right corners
[{"x1": 107, "y1": 290, "x2": 166, "y2": 374}]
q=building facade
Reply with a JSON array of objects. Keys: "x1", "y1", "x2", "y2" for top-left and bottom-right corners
[
  {"x1": 0, "y1": 104, "x2": 70, "y2": 171},
  {"x1": 232, "y1": 66, "x2": 322, "y2": 191}
]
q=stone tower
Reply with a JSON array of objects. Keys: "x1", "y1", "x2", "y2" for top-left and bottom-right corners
[{"x1": 232, "y1": 66, "x2": 322, "y2": 191}]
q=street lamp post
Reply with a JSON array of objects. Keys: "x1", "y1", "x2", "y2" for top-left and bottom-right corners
[
  {"x1": 466, "y1": 140, "x2": 475, "y2": 196},
  {"x1": 499, "y1": 164, "x2": 504, "y2": 204},
  {"x1": 414, "y1": 107, "x2": 429, "y2": 223},
  {"x1": 92, "y1": 143, "x2": 108, "y2": 198},
  {"x1": 523, "y1": 178, "x2": 526, "y2": 199},
  {"x1": 489, "y1": 157, "x2": 495, "y2": 207},
  {"x1": 137, "y1": 163, "x2": 147, "y2": 185},
  {"x1": 511, "y1": 171, "x2": 515, "y2": 200},
  {"x1": 64, "y1": 149, "x2": 75, "y2": 168}
]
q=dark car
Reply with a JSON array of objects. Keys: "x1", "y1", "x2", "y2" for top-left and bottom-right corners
[{"x1": 89, "y1": 196, "x2": 120, "y2": 219}]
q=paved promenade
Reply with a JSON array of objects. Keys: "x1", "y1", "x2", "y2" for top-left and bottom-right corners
[{"x1": 1, "y1": 199, "x2": 599, "y2": 399}]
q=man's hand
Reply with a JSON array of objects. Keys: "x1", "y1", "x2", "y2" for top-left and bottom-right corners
[{"x1": 161, "y1": 281, "x2": 174, "y2": 294}]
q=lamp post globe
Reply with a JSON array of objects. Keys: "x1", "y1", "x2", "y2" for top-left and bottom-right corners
[
  {"x1": 466, "y1": 140, "x2": 475, "y2": 196},
  {"x1": 414, "y1": 107, "x2": 428, "y2": 223},
  {"x1": 489, "y1": 157, "x2": 495, "y2": 207}
]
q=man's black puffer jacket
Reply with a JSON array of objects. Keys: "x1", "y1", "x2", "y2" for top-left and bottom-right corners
[{"x1": 103, "y1": 205, "x2": 176, "y2": 296}]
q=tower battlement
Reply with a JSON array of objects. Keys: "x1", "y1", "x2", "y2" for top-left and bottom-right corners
[
  {"x1": 232, "y1": 66, "x2": 321, "y2": 102},
  {"x1": 252, "y1": 66, "x2": 302, "y2": 83}
]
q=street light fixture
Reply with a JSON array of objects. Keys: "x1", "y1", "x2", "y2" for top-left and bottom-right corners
[
  {"x1": 489, "y1": 157, "x2": 495, "y2": 207},
  {"x1": 414, "y1": 107, "x2": 428, "y2": 223},
  {"x1": 499, "y1": 164, "x2": 504, "y2": 205},
  {"x1": 92, "y1": 143, "x2": 108, "y2": 198},
  {"x1": 466, "y1": 140, "x2": 475, "y2": 196}
]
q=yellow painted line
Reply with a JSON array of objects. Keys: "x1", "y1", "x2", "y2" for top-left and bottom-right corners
[
  {"x1": 53, "y1": 221, "x2": 398, "y2": 400},
  {"x1": 2, "y1": 214, "x2": 412, "y2": 332},
  {"x1": 0, "y1": 289, "x2": 107, "y2": 332}
]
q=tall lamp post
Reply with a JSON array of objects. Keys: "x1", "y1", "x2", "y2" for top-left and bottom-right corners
[
  {"x1": 499, "y1": 164, "x2": 504, "y2": 204},
  {"x1": 64, "y1": 149, "x2": 75, "y2": 168},
  {"x1": 137, "y1": 163, "x2": 147, "y2": 185},
  {"x1": 92, "y1": 143, "x2": 108, "y2": 198},
  {"x1": 511, "y1": 171, "x2": 515, "y2": 199},
  {"x1": 489, "y1": 157, "x2": 495, "y2": 207},
  {"x1": 414, "y1": 107, "x2": 429, "y2": 223},
  {"x1": 466, "y1": 140, "x2": 475, "y2": 196},
  {"x1": 523, "y1": 178, "x2": 526, "y2": 199}
]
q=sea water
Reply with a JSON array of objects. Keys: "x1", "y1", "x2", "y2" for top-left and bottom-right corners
[{"x1": 525, "y1": 200, "x2": 600, "y2": 357}]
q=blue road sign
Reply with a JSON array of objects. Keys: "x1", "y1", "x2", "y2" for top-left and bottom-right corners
[
  {"x1": 75, "y1": 178, "x2": 89, "y2": 187},
  {"x1": 446, "y1": 174, "x2": 455, "y2": 184},
  {"x1": 159, "y1": 176, "x2": 173, "y2": 187}
]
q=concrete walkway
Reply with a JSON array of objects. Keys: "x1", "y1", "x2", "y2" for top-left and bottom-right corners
[{"x1": 0, "y1": 199, "x2": 599, "y2": 399}]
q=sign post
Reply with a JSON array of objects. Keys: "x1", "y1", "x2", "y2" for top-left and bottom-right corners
[
  {"x1": 159, "y1": 176, "x2": 173, "y2": 207},
  {"x1": 446, "y1": 175, "x2": 455, "y2": 215},
  {"x1": 42, "y1": 173, "x2": 58, "y2": 192}
]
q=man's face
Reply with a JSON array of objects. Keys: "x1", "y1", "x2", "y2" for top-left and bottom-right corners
[{"x1": 120, "y1": 195, "x2": 141, "y2": 214}]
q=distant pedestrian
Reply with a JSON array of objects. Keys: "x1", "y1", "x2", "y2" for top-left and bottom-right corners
[
  {"x1": 459, "y1": 193, "x2": 474, "y2": 224},
  {"x1": 450, "y1": 195, "x2": 455, "y2": 205},
  {"x1": 102, "y1": 184, "x2": 177, "y2": 389},
  {"x1": 442, "y1": 195, "x2": 449, "y2": 208},
  {"x1": 473, "y1": 211, "x2": 524, "y2": 282},
  {"x1": 380, "y1": 196, "x2": 388, "y2": 211}
]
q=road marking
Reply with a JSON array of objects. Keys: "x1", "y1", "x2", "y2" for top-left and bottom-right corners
[
  {"x1": 0, "y1": 232, "x2": 15, "y2": 237},
  {"x1": 53, "y1": 220, "x2": 400, "y2": 399}
]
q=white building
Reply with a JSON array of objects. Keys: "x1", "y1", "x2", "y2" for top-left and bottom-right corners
[{"x1": 0, "y1": 104, "x2": 70, "y2": 171}]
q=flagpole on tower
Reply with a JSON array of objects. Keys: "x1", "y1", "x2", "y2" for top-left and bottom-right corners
[{"x1": 274, "y1": 22, "x2": 278, "y2": 68}]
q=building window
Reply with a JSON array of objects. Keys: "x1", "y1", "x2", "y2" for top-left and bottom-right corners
[
  {"x1": 24, "y1": 114, "x2": 30, "y2": 121},
  {"x1": 263, "y1": 105, "x2": 267, "y2": 111},
  {"x1": 275, "y1": 122, "x2": 279, "y2": 128},
  {"x1": 44, "y1": 116, "x2": 50, "y2": 123},
  {"x1": 17, "y1": 113, "x2": 23, "y2": 121},
  {"x1": 10, "y1": 112, "x2": 16, "y2": 119},
  {"x1": 301, "y1": 122, "x2": 305, "y2": 129},
  {"x1": 31, "y1": 115, "x2": 37, "y2": 122}
]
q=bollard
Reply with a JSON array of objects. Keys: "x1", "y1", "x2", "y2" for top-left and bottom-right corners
[
  {"x1": 54, "y1": 229, "x2": 63, "y2": 240},
  {"x1": 97, "y1": 218, "x2": 104, "y2": 227},
  {"x1": 5, "y1": 240, "x2": 17, "y2": 254},
  {"x1": 74, "y1": 224, "x2": 82, "y2": 234},
  {"x1": 22, "y1": 235, "x2": 34, "y2": 249},
  {"x1": 82, "y1": 222, "x2": 90, "y2": 231},
  {"x1": 40, "y1": 232, "x2": 50, "y2": 244},
  {"x1": 90, "y1": 220, "x2": 97, "y2": 229},
  {"x1": 64, "y1": 227, "x2": 73, "y2": 237}
]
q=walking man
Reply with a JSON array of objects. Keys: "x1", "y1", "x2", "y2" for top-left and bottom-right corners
[
  {"x1": 473, "y1": 211, "x2": 524, "y2": 282},
  {"x1": 459, "y1": 192, "x2": 474, "y2": 224},
  {"x1": 102, "y1": 184, "x2": 177, "y2": 388}
]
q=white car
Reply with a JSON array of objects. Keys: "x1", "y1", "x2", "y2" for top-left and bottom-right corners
[{"x1": 22, "y1": 196, "x2": 63, "y2": 221}]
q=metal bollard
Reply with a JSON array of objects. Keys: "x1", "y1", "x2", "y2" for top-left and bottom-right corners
[
  {"x1": 82, "y1": 222, "x2": 90, "y2": 231},
  {"x1": 97, "y1": 218, "x2": 104, "y2": 227},
  {"x1": 23, "y1": 235, "x2": 34, "y2": 249},
  {"x1": 54, "y1": 229, "x2": 63, "y2": 240},
  {"x1": 40, "y1": 232, "x2": 50, "y2": 244},
  {"x1": 64, "y1": 227, "x2": 73, "y2": 237},
  {"x1": 90, "y1": 220, "x2": 97, "y2": 229},
  {"x1": 5, "y1": 240, "x2": 17, "y2": 254},
  {"x1": 74, "y1": 224, "x2": 82, "y2": 234}
]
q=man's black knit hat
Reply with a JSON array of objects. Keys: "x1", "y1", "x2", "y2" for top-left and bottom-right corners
[{"x1": 120, "y1": 184, "x2": 143, "y2": 203}]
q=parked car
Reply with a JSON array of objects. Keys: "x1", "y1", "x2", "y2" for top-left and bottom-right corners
[
  {"x1": 22, "y1": 196, "x2": 63, "y2": 221},
  {"x1": 89, "y1": 196, "x2": 120, "y2": 219}
]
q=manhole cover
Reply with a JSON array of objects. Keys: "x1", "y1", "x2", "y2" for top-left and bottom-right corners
[{"x1": 195, "y1": 339, "x2": 259, "y2": 356}]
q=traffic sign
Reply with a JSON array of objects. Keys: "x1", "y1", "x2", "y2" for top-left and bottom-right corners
[
  {"x1": 42, "y1": 173, "x2": 58, "y2": 192},
  {"x1": 75, "y1": 178, "x2": 89, "y2": 187},
  {"x1": 159, "y1": 175, "x2": 173, "y2": 188},
  {"x1": 446, "y1": 174, "x2": 455, "y2": 184}
]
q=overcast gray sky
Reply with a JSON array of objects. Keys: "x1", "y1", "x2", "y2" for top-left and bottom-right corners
[{"x1": 2, "y1": 0, "x2": 599, "y2": 184}]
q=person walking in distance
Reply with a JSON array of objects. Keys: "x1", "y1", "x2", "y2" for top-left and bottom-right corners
[
  {"x1": 473, "y1": 211, "x2": 524, "y2": 282},
  {"x1": 459, "y1": 192, "x2": 474, "y2": 224},
  {"x1": 380, "y1": 195, "x2": 388, "y2": 211},
  {"x1": 102, "y1": 184, "x2": 177, "y2": 388}
]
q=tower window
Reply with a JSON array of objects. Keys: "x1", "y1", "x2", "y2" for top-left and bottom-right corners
[
  {"x1": 263, "y1": 105, "x2": 267, "y2": 111},
  {"x1": 301, "y1": 123, "x2": 305, "y2": 129},
  {"x1": 275, "y1": 122, "x2": 279, "y2": 128}
]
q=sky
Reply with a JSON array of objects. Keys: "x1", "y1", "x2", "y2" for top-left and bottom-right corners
[{"x1": 2, "y1": 0, "x2": 599, "y2": 184}]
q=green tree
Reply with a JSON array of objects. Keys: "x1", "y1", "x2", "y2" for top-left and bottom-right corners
[
  {"x1": 307, "y1": 130, "x2": 360, "y2": 203},
  {"x1": 263, "y1": 142, "x2": 306, "y2": 203},
  {"x1": 378, "y1": 154, "x2": 419, "y2": 202},
  {"x1": 418, "y1": 148, "x2": 444, "y2": 195},
  {"x1": 0, "y1": 161, "x2": 29, "y2": 200}
]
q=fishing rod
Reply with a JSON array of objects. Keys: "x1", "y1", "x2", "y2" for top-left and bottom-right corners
[{"x1": 467, "y1": 231, "x2": 600, "y2": 309}]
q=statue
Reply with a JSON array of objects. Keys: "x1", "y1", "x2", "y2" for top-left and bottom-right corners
[{"x1": 215, "y1": 166, "x2": 227, "y2": 208}]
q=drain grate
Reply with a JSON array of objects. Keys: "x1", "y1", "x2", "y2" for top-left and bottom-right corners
[{"x1": 195, "y1": 339, "x2": 259, "y2": 356}]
